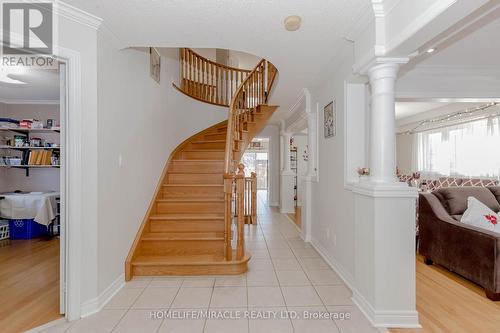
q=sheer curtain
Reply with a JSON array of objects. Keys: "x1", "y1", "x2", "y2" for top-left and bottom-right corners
[{"x1": 416, "y1": 116, "x2": 500, "y2": 179}]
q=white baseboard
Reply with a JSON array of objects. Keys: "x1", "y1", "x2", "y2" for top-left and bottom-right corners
[
  {"x1": 310, "y1": 237, "x2": 420, "y2": 329},
  {"x1": 80, "y1": 273, "x2": 125, "y2": 317},
  {"x1": 352, "y1": 290, "x2": 420, "y2": 328},
  {"x1": 280, "y1": 208, "x2": 294, "y2": 214},
  {"x1": 310, "y1": 236, "x2": 355, "y2": 290}
]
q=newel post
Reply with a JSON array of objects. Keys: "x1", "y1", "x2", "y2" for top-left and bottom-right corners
[
  {"x1": 223, "y1": 173, "x2": 233, "y2": 261},
  {"x1": 236, "y1": 164, "x2": 246, "y2": 260},
  {"x1": 251, "y1": 172, "x2": 257, "y2": 224}
]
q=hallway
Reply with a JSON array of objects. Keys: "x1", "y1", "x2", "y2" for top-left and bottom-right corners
[{"x1": 39, "y1": 193, "x2": 379, "y2": 333}]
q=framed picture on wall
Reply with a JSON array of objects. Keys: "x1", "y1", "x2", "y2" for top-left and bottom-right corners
[
  {"x1": 324, "y1": 100, "x2": 336, "y2": 138},
  {"x1": 150, "y1": 47, "x2": 161, "y2": 84}
]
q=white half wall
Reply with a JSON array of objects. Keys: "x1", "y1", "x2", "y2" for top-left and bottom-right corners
[{"x1": 96, "y1": 36, "x2": 228, "y2": 302}]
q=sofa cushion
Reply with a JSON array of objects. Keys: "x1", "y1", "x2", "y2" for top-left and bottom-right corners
[
  {"x1": 433, "y1": 186, "x2": 500, "y2": 216},
  {"x1": 461, "y1": 197, "x2": 500, "y2": 233},
  {"x1": 489, "y1": 186, "x2": 500, "y2": 203}
]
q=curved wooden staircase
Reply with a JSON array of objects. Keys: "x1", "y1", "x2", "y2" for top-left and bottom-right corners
[{"x1": 125, "y1": 49, "x2": 278, "y2": 280}]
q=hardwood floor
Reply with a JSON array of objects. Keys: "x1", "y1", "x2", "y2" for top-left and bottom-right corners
[
  {"x1": 0, "y1": 238, "x2": 61, "y2": 333},
  {"x1": 390, "y1": 255, "x2": 500, "y2": 333},
  {"x1": 287, "y1": 206, "x2": 302, "y2": 228}
]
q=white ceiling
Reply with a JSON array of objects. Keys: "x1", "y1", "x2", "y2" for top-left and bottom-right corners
[
  {"x1": 64, "y1": 0, "x2": 372, "y2": 122},
  {"x1": 418, "y1": 8, "x2": 500, "y2": 68},
  {"x1": 0, "y1": 68, "x2": 60, "y2": 103},
  {"x1": 396, "y1": 101, "x2": 485, "y2": 125},
  {"x1": 395, "y1": 102, "x2": 449, "y2": 119}
]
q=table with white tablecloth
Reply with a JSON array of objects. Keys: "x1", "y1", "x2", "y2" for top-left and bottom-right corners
[{"x1": 0, "y1": 192, "x2": 59, "y2": 226}]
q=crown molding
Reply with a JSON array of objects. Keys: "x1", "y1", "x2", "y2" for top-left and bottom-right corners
[
  {"x1": 55, "y1": 1, "x2": 103, "y2": 30},
  {"x1": 0, "y1": 98, "x2": 59, "y2": 105}
]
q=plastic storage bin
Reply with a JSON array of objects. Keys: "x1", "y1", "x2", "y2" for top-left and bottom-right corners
[
  {"x1": 0, "y1": 220, "x2": 9, "y2": 240},
  {"x1": 8, "y1": 219, "x2": 48, "y2": 239}
]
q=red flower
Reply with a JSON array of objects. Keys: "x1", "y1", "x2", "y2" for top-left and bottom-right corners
[{"x1": 485, "y1": 214, "x2": 498, "y2": 225}]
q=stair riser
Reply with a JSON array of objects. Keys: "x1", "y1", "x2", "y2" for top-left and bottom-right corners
[
  {"x1": 243, "y1": 122, "x2": 256, "y2": 131},
  {"x1": 140, "y1": 240, "x2": 224, "y2": 256},
  {"x1": 149, "y1": 220, "x2": 225, "y2": 233},
  {"x1": 188, "y1": 141, "x2": 226, "y2": 150},
  {"x1": 204, "y1": 133, "x2": 226, "y2": 140},
  {"x1": 162, "y1": 186, "x2": 224, "y2": 198},
  {"x1": 179, "y1": 151, "x2": 225, "y2": 160},
  {"x1": 168, "y1": 161, "x2": 223, "y2": 174},
  {"x1": 167, "y1": 173, "x2": 223, "y2": 184},
  {"x1": 156, "y1": 201, "x2": 225, "y2": 214}
]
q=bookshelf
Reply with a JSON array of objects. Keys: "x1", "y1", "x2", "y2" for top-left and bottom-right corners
[{"x1": 0, "y1": 127, "x2": 60, "y2": 176}]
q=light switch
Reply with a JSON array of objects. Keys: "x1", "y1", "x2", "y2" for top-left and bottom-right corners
[{"x1": 118, "y1": 154, "x2": 123, "y2": 168}]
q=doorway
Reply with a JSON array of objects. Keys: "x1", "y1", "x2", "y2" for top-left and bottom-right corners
[
  {"x1": 242, "y1": 138, "x2": 269, "y2": 202},
  {"x1": 0, "y1": 63, "x2": 67, "y2": 332}
]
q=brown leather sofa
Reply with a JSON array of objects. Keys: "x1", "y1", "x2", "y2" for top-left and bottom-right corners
[{"x1": 418, "y1": 186, "x2": 500, "y2": 300}]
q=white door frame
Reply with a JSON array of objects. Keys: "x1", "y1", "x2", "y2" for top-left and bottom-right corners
[{"x1": 54, "y1": 46, "x2": 83, "y2": 321}]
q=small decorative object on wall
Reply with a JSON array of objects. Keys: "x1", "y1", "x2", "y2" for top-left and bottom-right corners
[
  {"x1": 324, "y1": 100, "x2": 336, "y2": 138},
  {"x1": 150, "y1": 47, "x2": 161, "y2": 83},
  {"x1": 357, "y1": 167, "x2": 370, "y2": 181}
]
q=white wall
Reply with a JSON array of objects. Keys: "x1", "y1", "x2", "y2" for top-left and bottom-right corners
[
  {"x1": 255, "y1": 124, "x2": 280, "y2": 206},
  {"x1": 0, "y1": 103, "x2": 60, "y2": 192},
  {"x1": 96, "y1": 35, "x2": 227, "y2": 295},
  {"x1": 54, "y1": 14, "x2": 99, "y2": 312},
  {"x1": 396, "y1": 134, "x2": 415, "y2": 175},
  {"x1": 228, "y1": 50, "x2": 260, "y2": 70},
  {"x1": 192, "y1": 48, "x2": 216, "y2": 62},
  {"x1": 309, "y1": 54, "x2": 356, "y2": 278}
]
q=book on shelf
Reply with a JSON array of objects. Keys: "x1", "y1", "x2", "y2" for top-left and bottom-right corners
[{"x1": 27, "y1": 150, "x2": 54, "y2": 166}]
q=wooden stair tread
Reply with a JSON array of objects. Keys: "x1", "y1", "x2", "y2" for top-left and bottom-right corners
[
  {"x1": 142, "y1": 232, "x2": 224, "y2": 241},
  {"x1": 150, "y1": 213, "x2": 224, "y2": 220},
  {"x1": 156, "y1": 198, "x2": 224, "y2": 203},
  {"x1": 181, "y1": 149, "x2": 225, "y2": 152},
  {"x1": 163, "y1": 184, "x2": 223, "y2": 187},
  {"x1": 132, "y1": 254, "x2": 250, "y2": 266},
  {"x1": 171, "y1": 159, "x2": 224, "y2": 162},
  {"x1": 192, "y1": 140, "x2": 225, "y2": 144}
]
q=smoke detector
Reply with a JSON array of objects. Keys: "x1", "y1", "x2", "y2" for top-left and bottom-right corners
[{"x1": 284, "y1": 15, "x2": 302, "y2": 31}]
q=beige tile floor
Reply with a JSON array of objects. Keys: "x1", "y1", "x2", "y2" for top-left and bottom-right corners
[{"x1": 38, "y1": 191, "x2": 380, "y2": 333}]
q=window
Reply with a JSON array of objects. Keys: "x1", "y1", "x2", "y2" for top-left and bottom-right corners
[
  {"x1": 416, "y1": 116, "x2": 500, "y2": 178},
  {"x1": 241, "y1": 151, "x2": 269, "y2": 189}
]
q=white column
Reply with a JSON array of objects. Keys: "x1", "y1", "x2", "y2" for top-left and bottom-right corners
[
  {"x1": 352, "y1": 58, "x2": 420, "y2": 328},
  {"x1": 367, "y1": 62, "x2": 400, "y2": 183},
  {"x1": 282, "y1": 132, "x2": 292, "y2": 174},
  {"x1": 301, "y1": 112, "x2": 317, "y2": 242},
  {"x1": 306, "y1": 113, "x2": 317, "y2": 178},
  {"x1": 280, "y1": 128, "x2": 295, "y2": 214}
]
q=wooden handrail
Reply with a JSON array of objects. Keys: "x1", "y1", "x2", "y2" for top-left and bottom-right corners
[
  {"x1": 223, "y1": 59, "x2": 277, "y2": 175},
  {"x1": 221, "y1": 57, "x2": 277, "y2": 261},
  {"x1": 176, "y1": 48, "x2": 253, "y2": 107}
]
